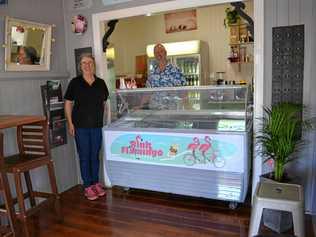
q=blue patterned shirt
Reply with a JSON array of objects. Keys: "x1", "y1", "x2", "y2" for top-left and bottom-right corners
[
  {"x1": 146, "y1": 63, "x2": 186, "y2": 87},
  {"x1": 146, "y1": 64, "x2": 185, "y2": 110}
]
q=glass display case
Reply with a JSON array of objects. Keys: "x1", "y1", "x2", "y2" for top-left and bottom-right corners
[
  {"x1": 103, "y1": 85, "x2": 252, "y2": 206},
  {"x1": 111, "y1": 85, "x2": 251, "y2": 130}
]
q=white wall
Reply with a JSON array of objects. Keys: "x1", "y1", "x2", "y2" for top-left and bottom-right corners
[
  {"x1": 109, "y1": 2, "x2": 253, "y2": 83},
  {"x1": 264, "y1": 0, "x2": 316, "y2": 214}
]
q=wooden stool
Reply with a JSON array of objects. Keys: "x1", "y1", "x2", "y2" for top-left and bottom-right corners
[
  {"x1": 249, "y1": 181, "x2": 305, "y2": 237},
  {"x1": 0, "y1": 132, "x2": 16, "y2": 237},
  {"x1": 0, "y1": 115, "x2": 62, "y2": 237}
]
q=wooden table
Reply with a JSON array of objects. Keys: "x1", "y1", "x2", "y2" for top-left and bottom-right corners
[{"x1": 0, "y1": 115, "x2": 46, "y2": 129}]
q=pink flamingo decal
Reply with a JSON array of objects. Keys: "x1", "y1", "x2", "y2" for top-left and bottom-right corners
[
  {"x1": 187, "y1": 137, "x2": 200, "y2": 157},
  {"x1": 135, "y1": 135, "x2": 141, "y2": 146},
  {"x1": 199, "y1": 136, "x2": 212, "y2": 155},
  {"x1": 131, "y1": 135, "x2": 142, "y2": 148}
]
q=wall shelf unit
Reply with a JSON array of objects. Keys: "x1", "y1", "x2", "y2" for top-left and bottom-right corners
[{"x1": 227, "y1": 22, "x2": 254, "y2": 71}]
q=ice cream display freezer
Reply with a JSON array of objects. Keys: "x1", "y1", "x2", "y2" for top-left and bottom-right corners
[{"x1": 103, "y1": 85, "x2": 252, "y2": 206}]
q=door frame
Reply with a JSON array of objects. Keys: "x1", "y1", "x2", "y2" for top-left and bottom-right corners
[{"x1": 92, "y1": 0, "x2": 265, "y2": 194}]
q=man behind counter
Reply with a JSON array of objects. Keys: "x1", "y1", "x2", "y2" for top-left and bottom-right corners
[
  {"x1": 143, "y1": 43, "x2": 186, "y2": 110},
  {"x1": 146, "y1": 43, "x2": 186, "y2": 87}
]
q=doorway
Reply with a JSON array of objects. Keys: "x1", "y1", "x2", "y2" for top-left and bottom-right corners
[{"x1": 92, "y1": 0, "x2": 264, "y2": 196}]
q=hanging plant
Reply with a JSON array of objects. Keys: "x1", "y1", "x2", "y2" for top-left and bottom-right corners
[{"x1": 224, "y1": 7, "x2": 240, "y2": 27}]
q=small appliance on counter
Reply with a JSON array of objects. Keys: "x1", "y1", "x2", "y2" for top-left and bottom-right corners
[{"x1": 216, "y1": 71, "x2": 225, "y2": 85}]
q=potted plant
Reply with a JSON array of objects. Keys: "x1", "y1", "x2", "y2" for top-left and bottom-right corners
[
  {"x1": 256, "y1": 102, "x2": 310, "y2": 233},
  {"x1": 224, "y1": 7, "x2": 240, "y2": 27},
  {"x1": 257, "y1": 102, "x2": 306, "y2": 182}
]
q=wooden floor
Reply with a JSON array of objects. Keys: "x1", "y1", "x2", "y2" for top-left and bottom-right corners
[{"x1": 23, "y1": 185, "x2": 314, "y2": 237}]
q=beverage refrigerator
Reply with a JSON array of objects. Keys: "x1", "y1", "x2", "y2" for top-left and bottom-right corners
[{"x1": 146, "y1": 40, "x2": 209, "y2": 85}]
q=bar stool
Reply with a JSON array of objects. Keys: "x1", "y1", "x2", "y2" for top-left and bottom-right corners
[
  {"x1": 0, "y1": 115, "x2": 62, "y2": 237},
  {"x1": 249, "y1": 181, "x2": 305, "y2": 237},
  {"x1": 0, "y1": 132, "x2": 16, "y2": 237}
]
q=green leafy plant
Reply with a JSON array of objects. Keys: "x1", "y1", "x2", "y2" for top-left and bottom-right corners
[
  {"x1": 256, "y1": 102, "x2": 308, "y2": 182},
  {"x1": 224, "y1": 7, "x2": 240, "y2": 27}
]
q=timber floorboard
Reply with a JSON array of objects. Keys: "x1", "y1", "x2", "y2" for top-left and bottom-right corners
[{"x1": 21, "y1": 185, "x2": 314, "y2": 237}]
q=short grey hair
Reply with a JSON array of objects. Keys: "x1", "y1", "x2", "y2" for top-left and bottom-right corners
[{"x1": 77, "y1": 53, "x2": 96, "y2": 74}]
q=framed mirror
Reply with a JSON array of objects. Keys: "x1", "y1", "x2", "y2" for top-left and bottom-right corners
[{"x1": 4, "y1": 17, "x2": 52, "y2": 71}]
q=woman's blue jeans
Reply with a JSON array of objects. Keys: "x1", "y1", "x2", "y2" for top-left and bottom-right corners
[{"x1": 75, "y1": 128, "x2": 102, "y2": 188}]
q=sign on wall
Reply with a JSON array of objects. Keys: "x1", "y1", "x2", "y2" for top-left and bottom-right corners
[
  {"x1": 71, "y1": 15, "x2": 88, "y2": 35},
  {"x1": 165, "y1": 10, "x2": 197, "y2": 34},
  {"x1": 73, "y1": 0, "x2": 92, "y2": 10},
  {"x1": 74, "y1": 47, "x2": 92, "y2": 76}
]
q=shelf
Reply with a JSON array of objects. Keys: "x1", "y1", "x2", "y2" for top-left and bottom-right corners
[
  {"x1": 228, "y1": 23, "x2": 249, "y2": 27},
  {"x1": 51, "y1": 119, "x2": 67, "y2": 123},
  {"x1": 228, "y1": 20, "x2": 253, "y2": 74},
  {"x1": 229, "y1": 61, "x2": 253, "y2": 64},
  {"x1": 50, "y1": 101, "x2": 64, "y2": 105},
  {"x1": 208, "y1": 100, "x2": 245, "y2": 104},
  {"x1": 49, "y1": 108, "x2": 64, "y2": 112},
  {"x1": 50, "y1": 101, "x2": 64, "y2": 104},
  {"x1": 49, "y1": 101, "x2": 64, "y2": 111},
  {"x1": 229, "y1": 42, "x2": 254, "y2": 46}
]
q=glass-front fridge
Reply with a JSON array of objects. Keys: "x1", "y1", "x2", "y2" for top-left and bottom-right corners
[
  {"x1": 146, "y1": 40, "x2": 209, "y2": 85},
  {"x1": 174, "y1": 54, "x2": 200, "y2": 86}
]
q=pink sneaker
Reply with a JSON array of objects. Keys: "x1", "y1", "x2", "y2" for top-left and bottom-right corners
[
  {"x1": 84, "y1": 186, "x2": 98, "y2": 200},
  {"x1": 93, "y1": 183, "x2": 106, "y2": 197}
]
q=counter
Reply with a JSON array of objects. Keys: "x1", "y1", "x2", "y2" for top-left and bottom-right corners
[{"x1": 103, "y1": 85, "x2": 252, "y2": 206}]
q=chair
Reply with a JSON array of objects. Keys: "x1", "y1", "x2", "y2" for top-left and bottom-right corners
[
  {"x1": 0, "y1": 118, "x2": 62, "y2": 237},
  {"x1": 249, "y1": 181, "x2": 305, "y2": 237},
  {"x1": 0, "y1": 132, "x2": 16, "y2": 237}
]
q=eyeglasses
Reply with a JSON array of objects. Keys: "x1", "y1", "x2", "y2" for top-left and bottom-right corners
[{"x1": 81, "y1": 61, "x2": 94, "y2": 65}]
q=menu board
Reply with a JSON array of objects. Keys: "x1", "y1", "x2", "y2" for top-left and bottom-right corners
[
  {"x1": 102, "y1": 0, "x2": 134, "y2": 6},
  {"x1": 217, "y1": 119, "x2": 245, "y2": 132}
]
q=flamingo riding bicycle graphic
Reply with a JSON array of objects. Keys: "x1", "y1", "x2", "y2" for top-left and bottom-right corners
[{"x1": 183, "y1": 136, "x2": 226, "y2": 168}]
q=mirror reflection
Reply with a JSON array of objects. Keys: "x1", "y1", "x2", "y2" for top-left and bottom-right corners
[
  {"x1": 10, "y1": 26, "x2": 44, "y2": 65},
  {"x1": 5, "y1": 17, "x2": 52, "y2": 71}
]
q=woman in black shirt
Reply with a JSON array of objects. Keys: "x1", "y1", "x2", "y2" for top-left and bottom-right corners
[{"x1": 64, "y1": 53, "x2": 109, "y2": 200}]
